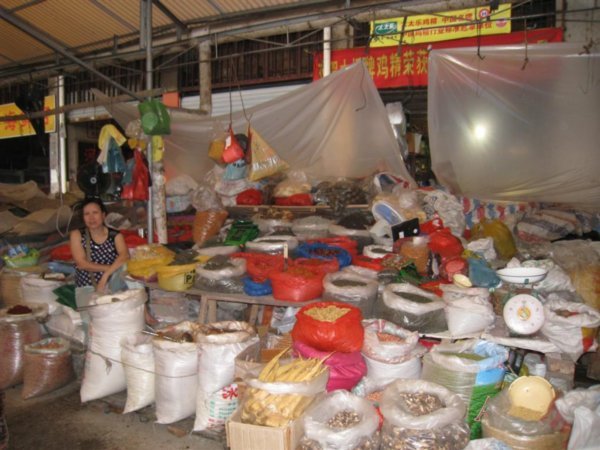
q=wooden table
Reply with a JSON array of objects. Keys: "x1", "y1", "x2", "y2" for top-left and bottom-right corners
[{"x1": 144, "y1": 282, "x2": 319, "y2": 325}]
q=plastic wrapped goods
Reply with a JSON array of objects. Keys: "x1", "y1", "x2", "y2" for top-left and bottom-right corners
[
  {"x1": 270, "y1": 268, "x2": 324, "y2": 302},
  {"x1": 0, "y1": 308, "x2": 43, "y2": 390},
  {"x1": 241, "y1": 351, "x2": 328, "y2": 427},
  {"x1": 194, "y1": 321, "x2": 258, "y2": 432},
  {"x1": 379, "y1": 379, "x2": 469, "y2": 450},
  {"x1": 298, "y1": 391, "x2": 380, "y2": 450},
  {"x1": 20, "y1": 275, "x2": 64, "y2": 315},
  {"x1": 80, "y1": 289, "x2": 147, "y2": 403},
  {"x1": 296, "y1": 242, "x2": 353, "y2": 269},
  {"x1": 381, "y1": 284, "x2": 447, "y2": 333},
  {"x1": 195, "y1": 256, "x2": 246, "y2": 293},
  {"x1": 421, "y1": 340, "x2": 508, "y2": 439},
  {"x1": 292, "y1": 216, "x2": 332, "y2": 239},
  {"x1": 193, "y1": 209, "x2": 228, "y2": 246},
  {"x1": 22, "y1": 337, "x2": 74, "y2": 399},
  {"x1": 362, "y1": 319, "x2": 420, "y2": 364},
  {"x1": 481, "y1": 390, "x2": 569, "y2": 450},
  {"x1": 445, "y1": 296, "x2": 495, "y2": 337},
  {"x1": 121, "y1": 333, "x2": 155, "y2": 413},
  {"x1": 292, "y1": 302, "x2": 364, "y2": 353},
  {"x1": 245, "y1": 235, "x2": 298, "y2": 254},
  {"x1": 293, "y1": 340, "x2": 366, "y2": 392},
  {"x1": 153, "y1": 321, "x2": 199, "y2": 424},
  {"x1": 323, "y1": 272, "x2": 378, "y2": 318},
  {"x1": 540, "y1": 295, "x2": 600, "y2": 361}
]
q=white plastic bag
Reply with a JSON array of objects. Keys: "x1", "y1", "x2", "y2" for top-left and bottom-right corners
[
  {"x1": 153, "y1": 321, "x2": 199, "y2": 424},
  {"x1": 363, "y1": 353, "x2": 422, "y2": 386},
  {"x1": 195, "y1": 257, "x2": 246, "y2": 280},
  {"x1": 568, "y1": 404, "x2": 600, "y2": 450},
  {"x1": 440, "y1": 283, "x2": 490, "y2": 304},
  {"x1": 80, "y1": 289, "x2": 146, "y2": 403},
  {"x1": 445, "y1": 297, "x2": 495, "y2": 336},
  {"x1": 382, "y1": 283, "x2": 446, "y2": 332},
  {"x1": 300, "y1": 391, "x2": 380, "y2": 450},
  {"x1": 323, "y1": 272, "x2": 378, "y2": 316},
  {"x1": 423, "y1": 190, "x2": 466, "y2": 237},
  {"x1": 121, "y1": 333, "x2": 155, "y2": 414},
  {"x1": 166, "y1": 174, "x2": 198, "y2": 196},
  {"x1": 193, "y1": 322, "x2": 258, "y2": 432},
  {"x1": 245, "y1": 235, "x2": 298, "y2": 254},
  {"x1": 467, "y1": 238, "x2": 497, "y2": 262},
  {"x1": 292, "y1": 216, "x2": 332, "y2": 239},
  {"x1": 541, "y1": 295, "x2": 600, "y2": 361},
  {"x1": 20, "y1": 275, "x2": 64, "y2": 315},
  {"x1": 556, "y1": 385, "x2": 600, "y2": 424},
  {"x1": 506, "y1": 258, "x2": 575, "y2": 293},
  {"x1": 363, "y1": 244, "x2": 393, "y2": 258}
]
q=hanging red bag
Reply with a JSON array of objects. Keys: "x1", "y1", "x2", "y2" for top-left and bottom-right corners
[
  {"x1": 292, "y1": 301, "x2": 364, "y2": 353},
  {"x1": 221, "y1": 127, "x2": 245, "y2": 163},
  {"x1": 122, "y1": 149, "x2": 149, "y2": 201}
]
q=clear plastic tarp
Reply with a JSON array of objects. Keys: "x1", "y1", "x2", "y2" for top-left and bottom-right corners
[
  {"x1": 105, "y1": 62, "x2": 414, "y2": 184},
  {"x1": 428, "y1": 44, "x2": 600, "y2": 210}
]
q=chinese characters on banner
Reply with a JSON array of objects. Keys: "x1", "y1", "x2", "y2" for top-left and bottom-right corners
[
  {"x1": 370, "y1": 4, "x2": 512, "y2": 47},
  {"x1": 0, "y1": 95, "x2": 56, "y2": 139},
  {"x1": 313, "y1": 28, "x2": 563, "y2": 89}
]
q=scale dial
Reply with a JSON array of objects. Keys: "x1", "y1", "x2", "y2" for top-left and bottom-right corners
[{"x1": 503, "y1": 294, "x2": 545, "y2": 335}]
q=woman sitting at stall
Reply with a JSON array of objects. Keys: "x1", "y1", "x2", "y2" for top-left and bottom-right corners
[{"x1": 70, "y1": 197, "x2": 129, "y2": 293}]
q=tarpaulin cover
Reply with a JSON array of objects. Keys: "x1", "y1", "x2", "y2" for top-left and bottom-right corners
[
  {"x1": 428, "y1": 44, "x2": 600, "y2": 210},
  {"x1": 104, "y1": 62, "x2": 414, "y2": 183}
]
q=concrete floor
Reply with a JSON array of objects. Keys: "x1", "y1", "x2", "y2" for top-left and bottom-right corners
[{"x1": 4, "y1": 381, "x2": 225, "y2": 450}]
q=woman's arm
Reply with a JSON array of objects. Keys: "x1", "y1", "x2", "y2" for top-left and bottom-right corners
[
  {"x1": 97, "y1": 233, "x2": 130, "y2": 292},
  {"x1": 69, "y1": 229, "x2": 112, "y2": 273}
]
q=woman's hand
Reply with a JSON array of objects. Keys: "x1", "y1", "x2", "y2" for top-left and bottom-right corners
[{"x1": 96, "y1": 273, "x2": 109, "y2": 293}]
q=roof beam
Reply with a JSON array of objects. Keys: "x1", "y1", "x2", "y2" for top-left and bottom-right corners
[
  {"x1": 206, "y1": 0, "x2": 225, "y2": 15},
  {"x1": 0, "y1": 5, "x2": 142, "y2": 100},
  {"x1": 152, "y1": 0, "x2": 188, "y2": 34},
  {"x1": 88, "y1": 0, "x2": 137, "y2": 33}
]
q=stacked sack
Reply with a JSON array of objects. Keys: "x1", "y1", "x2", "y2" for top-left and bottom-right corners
[{"x1": 291, "y1": 301, "x2": 366, "y2": 392}]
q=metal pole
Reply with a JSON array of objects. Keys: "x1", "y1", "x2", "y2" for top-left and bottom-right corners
[
  {"x1": 143, "y1": 0, "x2": 154, "y2": 244},
  {"x1": 323, "y1": 27, "x2": 331, "y2": 76}
]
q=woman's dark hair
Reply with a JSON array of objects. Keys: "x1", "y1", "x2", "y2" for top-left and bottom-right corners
[{"x1": 80, "y1": 197, "x2": 108, "y2": 214}]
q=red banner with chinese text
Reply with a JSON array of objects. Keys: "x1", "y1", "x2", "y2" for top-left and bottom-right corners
[{"x1": 313, "y1": 28, "x2": 563, "y2": 88}]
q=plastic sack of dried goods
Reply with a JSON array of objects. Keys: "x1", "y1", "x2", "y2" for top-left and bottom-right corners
[
  {"x1": 298, "y1": 391, "x2": 380, "y2": 450},
  {"x1": 270, "y1": 267, "x2": 324, "y2": 302},
  {"x1": 80, "y1": 289, "x2": 146, "y2": 403},
  {"x1": 245, "y1": 235, "x2": 298, "y2": 254},
  {"x1": 232, "y1": 253, "x2": 284, "y2": 283},
  {"x1": 481, "y1": 389, "x2": 569, "y2": 450},
  {"x1": 362, "y1": 319, "x2": 419, "y2": 364},
  {"x1": 445, "y1": 296, "x2": 495, "y2": 337},
  {"x1": 362, "y1": 352, "x2": 423, "y2": 387},
  {"x1": 247, "y1": 126, "x2": 289, "y2": 181},
  {"x1": 22, "y1": 337, "x2": 74, "y2": 399},
  {"x1": 292, "y1": 301, "x2": 364, "y2": 353},
  {"x1": 421, "y1": 339, "x2": 508, "y2": 440},
  {"x1": 307, "y1": 236, "x2": 359, "y2": 256},
  {"x1": 541, "y1": 295, "x2": 600, "y2": 361},
  {"x1": 195, "y1": 256, "x2": 246, "y2": 280},
  {"x1": 153, "y1": 321, "x2": 199, "y2": 424},
  {"x1": 379, "y1": 379, "x2": 469, "y2": 450},
  {"x1": 0, "y1": 306, "x2": 44, "y2": 390},
  {"x1": 241, "y1": 352, "x2": 328, "y2": 427},
  {"x1": 127, "y1": 244, "x2": 175, "y2": 282},
  {"x1": 292, "y1": 216, "x2": 333, "y2": 240},
  {"x1": 292, "y1": 257, "x2": 340, "y2": 275},
  {"x1": 293, "y1": 340, "x2": 366, "y2": 392},
  {"x1": 381, "y1": 283, "x2": 447, "y2": 333},
  {"x1": 323, "y1": 272, "x2": 378, "y2": 318},
  {"x1": 121, "y1": 333, "x2": 155, "y2": 413},
  {"x1": 193, "y1": 321, "x2": 258, "y2": 432},
  {"x1": 296, "y1": 242, "x2": 352, "y2": 269},
  {"x1": 193, "y1": 209, "x2": 228, "y2": 246}
]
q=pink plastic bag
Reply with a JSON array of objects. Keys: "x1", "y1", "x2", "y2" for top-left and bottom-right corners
[{"x1": 293, "y1": 340, "x2": 366, "y2": 392}]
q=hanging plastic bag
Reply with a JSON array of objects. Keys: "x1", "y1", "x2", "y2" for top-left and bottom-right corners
[
  {"x1": 221, "y1": 127, "x2": 245, "y2": 163},
  {"x1": 247, "y1": 125, "x2": 289, "y2": 181},
  {"x1": 208, "y1": 121, "x2": 227, "y2": 163},
  {"x1": 292, "y1": 301, "x2": 364, "y2": 353},
  {"x1": 223, "y1": 159, "x2": 247, "y2": 181},
  {"x1": 121, "y1": 149, "x2": 149, "y2": 201},
  {"x1": 138, "y1": 98, "x2": 171, "y2": 135}
]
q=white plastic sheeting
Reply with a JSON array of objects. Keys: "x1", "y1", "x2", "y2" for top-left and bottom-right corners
[
  {"x1": 428, "y1": 44, "x2": 600, "y2": 210},
  {"x1": 106, "y1": 62, "x2": 414, "y2": 183}
]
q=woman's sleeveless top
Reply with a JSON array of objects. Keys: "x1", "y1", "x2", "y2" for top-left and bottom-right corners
[{"x1": 75, "y1": 227, "x2": 119, "y2": 287}]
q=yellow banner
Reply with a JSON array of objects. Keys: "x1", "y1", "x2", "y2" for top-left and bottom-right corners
[
  {"x1": 370, "y1": 4, "x2": 511, "y2": 47},
  {"x1": 0, "y1": 95, "x2": 56, "y2": 139}
]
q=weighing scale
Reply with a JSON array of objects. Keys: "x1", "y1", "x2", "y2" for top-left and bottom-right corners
[{"x1": 496, "y1": 267, "x2": 548, "y2": 336}]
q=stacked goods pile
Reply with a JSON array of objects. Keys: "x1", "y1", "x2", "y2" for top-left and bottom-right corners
[{"x1": 241, "y1": 349, "x2": 328, "y2": 427}]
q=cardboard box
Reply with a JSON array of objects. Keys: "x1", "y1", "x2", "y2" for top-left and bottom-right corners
[{"x1": 226, "y1": 408, "x2": 302, "y2": 450}]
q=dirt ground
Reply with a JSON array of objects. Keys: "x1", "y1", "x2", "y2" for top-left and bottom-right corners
[{"x1": 3, "y1": 381, "x2": 225, "y2": 450}]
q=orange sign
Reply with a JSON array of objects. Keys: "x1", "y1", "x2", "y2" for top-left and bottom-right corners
[{"x1": 0, "y1": 95, "x2": 56, "y2": 139}]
